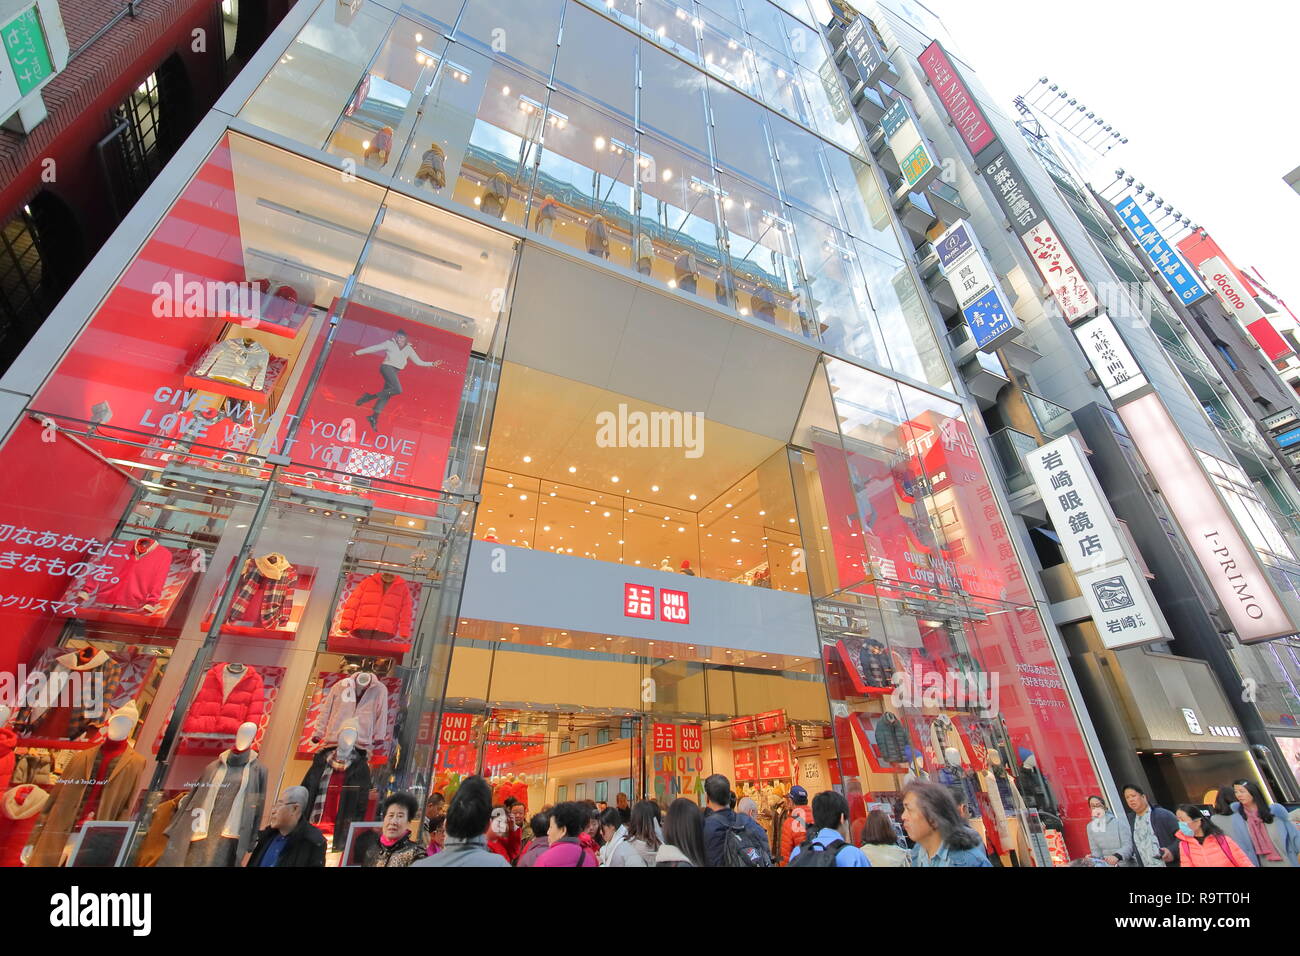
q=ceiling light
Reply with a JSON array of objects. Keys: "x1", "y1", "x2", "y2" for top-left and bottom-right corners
[
  {"x1": 651, "y1": 484, "x2": 660, "y2": 492},
  {"x1": 519, "y1": 494, "x2": 528, "y2": 500},
  {"x1": 611, "y1": 475, "x2": 620, "y2": 483},
  {"x1": 568, "y1": 466, "x2": 577, "y2": 473},
  {"x1": 689, "y1": 493, "x2": 697, "y2": 501},
  {"x1": 523, "y1": 455, "x2": 532, "y2": 463}
]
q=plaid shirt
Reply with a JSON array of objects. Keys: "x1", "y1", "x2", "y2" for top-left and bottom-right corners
[{"x1": 227, "y1": 559, "x2": 298, "y2": 628}]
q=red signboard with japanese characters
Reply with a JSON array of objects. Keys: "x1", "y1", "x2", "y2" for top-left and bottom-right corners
[
  {"x1": 624, "y1": 583, "x2": 655, "y2": 620},
  {"x1": 659, "y1": 588, "x2": 689, "y2": 624},
  {"x1": 653, "y1": 722, "x2": 677, "y2": 752},
  {"x1": 679, "y1": 724, "x2": 702, "y2": 752},
  {"x1": 1023, "y1": 220, "x2": 1098, "y2": 323},
  {"x1": 759, "y1": 742, "x2": 791, "y2": 778},
  {"x1": 731, "y1": 709, "x2": 787, "y2": 739},
  {"x1": 734, "y1": 747, "x2": 757, "y2": 782}
]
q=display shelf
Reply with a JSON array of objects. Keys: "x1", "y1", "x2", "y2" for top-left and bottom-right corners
[
  {"x1": 213, "y1": 302, "x2": 318, "y2": 340},
  {"x1": 13, "y1": 736, "x2": 99, "y2": 750},
  {"x1": 183, "y1": 356, "x2": 288, "y2": 406},
  {"x1": 200, "y1": 560, "x2": 317, "y2": 640}
]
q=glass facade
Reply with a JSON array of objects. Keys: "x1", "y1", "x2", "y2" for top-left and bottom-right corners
[{"x1": 0, "y1": 0, "x2": 1103, "y2": 868}]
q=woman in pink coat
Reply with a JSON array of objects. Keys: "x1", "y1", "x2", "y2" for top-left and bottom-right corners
[{"x1": 1175, "y1": 805, "x2": 1254, "y2": 867}]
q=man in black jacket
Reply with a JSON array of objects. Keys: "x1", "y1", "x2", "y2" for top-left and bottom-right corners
[
  {"x1": 1122, "y1": 783, "x2": 1179, "y2": 867},
  {"x1": 247, "y1": 786, "x2": 327, "y2": 867},
  {"x1": 702, "y1": 774, "x2": 771, "y2": 867}
]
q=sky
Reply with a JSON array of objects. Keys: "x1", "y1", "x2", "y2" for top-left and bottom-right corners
[{"x1": 925, "y1": 0, "x2": 1300, "y2": 308}]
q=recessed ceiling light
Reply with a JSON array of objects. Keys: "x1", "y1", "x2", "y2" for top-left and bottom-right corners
[
  {"x1": 651, "y1": 485, "x2": 660, "y2": 492},
  {"x1": 519, "y1": 494, "x2": 528, "y2": 500},
  {"x1": 611, "y1": 475, "x2": 620, "y2": 483},
  {"x1": 725, "y1": 503, "x2": 732, "y2": 508},
  {"x1": 689, "y1": 494, "x2": 697, "y2": 501},
  {"x1": 568, "y1": 466, "x2": 577, "y2": 473},
  {"x1": 523, "y1": 455, "x2": 532, "y2": 463}
]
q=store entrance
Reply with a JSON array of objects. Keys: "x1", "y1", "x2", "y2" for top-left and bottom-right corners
[{"x1": 477, "y1": 709, "x2": 642, "y2": 811}]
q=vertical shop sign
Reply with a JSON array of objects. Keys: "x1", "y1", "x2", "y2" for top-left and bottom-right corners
[
  {"x1": 1023, "y1": 220, "x2": 1099, "y2": 322},
  {"x1": 935, "y1": 221, "x2": 1024, "y2": 351},
  {"x1": 1196, "y1": 255, "x2": 1293, "y2": 360},
  {"x1": 652, "y1": 722, "x2": 677, "y2": 752},
  {"x1": 624, "y1": 583, "x2": 655, "y2": 619},
  {"x1": 917, "y1": 40, "x2": 996, "y2": 160},
  {"x1": 881, "y1": 100, "x2": 938, "y2": 191},
  {"x1": 1025, "y1": 436, "x2": 1165, "y2": 648},
  {"x1": 2, "y1": 5, "x2": 55, "y2": 105},
  {"x1": 843, "y1": 16, "x2": 889, "y2": 87},
  {"x1": 1113, "y1": 198, "x2": 1207, "y2": 304},
  {"x1": 982, "y1": 149, "x2": 1043, "y2": 235},
  {"x1": 1073, "y1": 313, "x2": 1148, "y2": 400},
  {"x1": 1118, "y1": 393, "x2": 1300, "y2": 643}
]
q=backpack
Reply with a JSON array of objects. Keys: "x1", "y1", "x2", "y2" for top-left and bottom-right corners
[
  {"x1": 789, "y1": 838, "x2": 846, "y2": 868},
  {"x1": 722, "y1": 821, "x2": 773, "y2": 867}
]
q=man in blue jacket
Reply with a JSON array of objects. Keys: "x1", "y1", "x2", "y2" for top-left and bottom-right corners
[
  {"x1": 1122, "y1": 783, "x2": 1180, "y2": 867},
  {"x1": 788, "y1": 790, "x2": 871, "y2": 867},
  {"x1": 702, "y1": 774, "x2": 771, "y2": 866}
]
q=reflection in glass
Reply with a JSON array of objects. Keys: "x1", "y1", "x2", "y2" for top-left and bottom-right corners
[
  {"x1": 534, "y1": 93, "x2": 637, "y2": 267},
  {"x1": 718, "y1": 173, "x2": 808, "y2": 337}
]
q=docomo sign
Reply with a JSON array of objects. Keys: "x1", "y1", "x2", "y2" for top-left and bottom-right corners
[
  {"x1": 917, "y1": 40, "x2": 996, "y2": 159},
  {"x1": 1201, "y1": 256, "x2": 1266, "y2": 325},
  {"x1": 1118, "y1": 393, "x2": 1300, "y2": 643}
]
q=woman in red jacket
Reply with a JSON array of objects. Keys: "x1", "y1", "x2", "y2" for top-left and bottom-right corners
[{"x1": 1175, "y1": 804, "x2": 1254, "y2": 867}]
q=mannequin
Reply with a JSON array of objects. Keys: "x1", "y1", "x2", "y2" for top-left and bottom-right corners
[
  {"x1": 311, "y1": 667, "x2": 389, "y2": 751},
  {"x1": 17, "y1": 646, "x2": 118, "y2": 740},
  {"x1": 938, "y1": 746, "x2": 980, "y2": 816},
  {"x1": 26, "y1": 703, "x2": 146, "y2": 866},
  {"x1": 160, "y1": 721, "x2": 266, "y2": 867},
  {"x1": 1016, "y1": 748, "x2": 1058, "y2": 817},
  {"x1": 303, "y1": 720, "x2": 373, "y2": 851}
]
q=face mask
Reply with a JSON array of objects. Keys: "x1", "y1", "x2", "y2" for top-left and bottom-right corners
[
  {"x1": 1178, "y1": 821, "x2": 1195, "y2": 837},
  {"x1": 1090, "y1": 806, "x2": 1105, "y2": 819}
]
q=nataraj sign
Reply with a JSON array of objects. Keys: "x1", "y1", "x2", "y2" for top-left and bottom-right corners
[
  {"x1": 1119, "y1": 394, "x2": 1300, "y2": 644},
  {"x1": 917, "y1": 40, "x2": 996, "y2": 159}
]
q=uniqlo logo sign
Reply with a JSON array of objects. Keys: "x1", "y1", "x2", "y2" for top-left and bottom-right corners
[
  {"x1": 653, "y1": 722, "x2": 676, "y2": 752},
  {"x1": 624, "y1": 583, "x2": 655, "y2": 619},
  {"x1": 660, "y1": 588, "x2": 690, "y2": 624},
  {"x1": 679, "y1": 724, "x2": 702, "y2": 752},
  {"x1": 623, "y1": 584, "x2": 690, "y2": 623}
]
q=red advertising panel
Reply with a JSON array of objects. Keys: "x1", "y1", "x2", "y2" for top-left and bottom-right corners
[
  {"x1": 277, "y1": 300, "x2": 472, "y2": 497},
  {"x1": 652, "y1": 722, "x2": 677, "y2": 752},
  {"x1": 624, "y1": 583, "x2": 655, "y2": 619},
  {"x1": 679, "y1": 724, "x2": 702, "y2": 752},
  {"x1": 733, "y1": 747, "x2": 757, "y2": 782},
  {"x1": 759, "y1": 742, "x2": 791, "y2": 778},
  {"x1": 731, "y1": 709, "x2": 787, "y2": 739},
  {"x1": 660, "y1": 587, "x2": 690, "y2": 623}
]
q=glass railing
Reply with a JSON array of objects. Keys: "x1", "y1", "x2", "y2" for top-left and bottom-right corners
[
  {"x1": 1023, "y1": 391, "x2": 1074, "y2": 439},
  {"x1": 989, "y1": 427, "x2": 1041, "y2": 493},
  {"x1": 928, "y1": 178, "x2": 968, "y2": 215}
]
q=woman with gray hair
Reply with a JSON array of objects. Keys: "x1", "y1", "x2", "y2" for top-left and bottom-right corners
[
  {"x1": 246, "y1": 786, "x2": 327, "y2": 867},
  {"x1": 902, "y1": 780, "x2": 991, "y2": 867}
]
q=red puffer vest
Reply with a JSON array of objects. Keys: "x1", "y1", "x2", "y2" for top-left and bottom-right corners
[
  {"x1": 181, "y1": 665, "x2": 266, "y2": 736},
  {"x1": 339, "y1": 574, "x2": 413, "y2": 638}
]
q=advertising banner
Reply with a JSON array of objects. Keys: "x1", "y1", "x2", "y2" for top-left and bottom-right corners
[
  {"x1": 733, "y1": 747, "x2": 757, "y2": 782},
  {"x1": 1024, "y1": 220, "x2": 1099, "y2": 322},
  {"x1": 982, "y1": 149, "x2": 1043, "y2": 236},
  {"x1": 759, "y1": 742, "x2": 791, "y2": 778},
  {"x1": 1119, "y1": 394, "x2": 1300, "y2": 643},
  {"x1": 1197, "y1": 255, "x2": 1293, "y2": 361},
  {"x1": 917, "y1": 40, "x2": 996, "y2": 160},
  {"x1": 1073, "y1": 313, "x2": 1148, "y2": 400},
  {"x1": 1113, "y1": 198, "x2": 1207, "y2": 304}
]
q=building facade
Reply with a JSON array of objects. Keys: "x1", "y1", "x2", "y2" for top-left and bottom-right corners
[
  {"x1": 0, "y1": 0, "x2": 294, "y2": 375},
  {"x1": 830, "y1": 0, "x2": 1300, "y2": 807},
  {"x1": 0, "y1": 0, "x2": 1133, "y2": 867}
]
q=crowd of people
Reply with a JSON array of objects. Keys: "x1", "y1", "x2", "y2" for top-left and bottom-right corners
[
  {"x1": 1080, "y1": 779, "x2": 1300, "y2": 868},
  {"x1": 240, "y1": 772, "x2": 1300, "y2": 868}
]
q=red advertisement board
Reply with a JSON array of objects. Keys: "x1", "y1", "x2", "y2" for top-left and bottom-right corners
[
  {"x1": 734, "y1": 747, "x2": 757, "y2": 782},
  {"x1": 624, "y1": 583, "x2": 655, "y2": 620},
  {"x1": 759, "y1": 742, "x2": 791, "y2": 778},
  {"x1": 652, "y1": 722, "x2": 676, "y2": 752}
]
